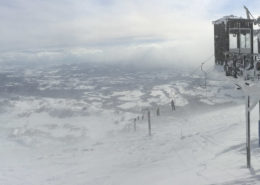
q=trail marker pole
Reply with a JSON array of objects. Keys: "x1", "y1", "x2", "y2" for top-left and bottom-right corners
[
  {"x1": 148, "y1": 110, "x2": 151, "y2": 136},
  {"x1": 246, "y1": 96, "x2": 251, "y2": 168},
  {"x1": 201, "y1": 62, "x2": 208, "y2": 98},
  {"x1": 156, "y1": 107, "x2": 160, "y2": 116},
  {"x1": 134, "y1": 118, "x2": 136, "y2": 131}
]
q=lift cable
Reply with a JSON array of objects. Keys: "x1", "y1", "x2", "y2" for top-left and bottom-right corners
[{"x1": 189, "y1": 54, "x2": 214, "y2": 76}]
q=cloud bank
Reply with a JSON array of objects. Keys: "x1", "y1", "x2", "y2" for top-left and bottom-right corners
[{"x1": 0, "y1": 0, "x2": 259, "y2": 67}]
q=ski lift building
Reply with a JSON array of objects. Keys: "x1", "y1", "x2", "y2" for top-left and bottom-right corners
[{"x1": 213, "y1": 15, "x2": 255, "y2": 65}]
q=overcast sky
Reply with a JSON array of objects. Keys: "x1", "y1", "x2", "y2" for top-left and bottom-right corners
[{"x1": 0, "y1": 0, "x2": 259, "y2": 66}]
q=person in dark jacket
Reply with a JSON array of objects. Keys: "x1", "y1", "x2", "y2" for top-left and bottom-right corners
[{"x1": 171, "y1": 100, "x2": 175, "y2": 111}]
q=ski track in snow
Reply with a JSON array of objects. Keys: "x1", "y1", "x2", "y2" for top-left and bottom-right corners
[{"x1": 0, "y1": 63, "x2": 259, "y2": 185}]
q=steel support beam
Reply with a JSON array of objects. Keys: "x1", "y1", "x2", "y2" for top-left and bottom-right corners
[{"x1": 246, "y1": 96, "x2": 251, "y2": 168}]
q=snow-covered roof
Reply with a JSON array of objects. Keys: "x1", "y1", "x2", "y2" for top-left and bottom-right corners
[{"x1": 212, "y1": 15, "x2": 246, "y2": 24}]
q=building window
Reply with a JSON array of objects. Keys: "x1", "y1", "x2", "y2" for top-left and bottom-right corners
[
  {"x1": 240, "y1": 30, "x2": 251, "y2": 49},
  {"x1": 229, "y1": 30, "x2": 238, "y2": 49}
]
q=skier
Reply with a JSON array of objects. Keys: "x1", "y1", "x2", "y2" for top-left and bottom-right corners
[{"x1": 171, "y1": 100, "x2": 175, "y2": 111}]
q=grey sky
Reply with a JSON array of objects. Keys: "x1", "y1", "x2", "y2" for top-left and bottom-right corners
[{"x1": 0, "y1": 0, "x2": 259, "y2": 66}]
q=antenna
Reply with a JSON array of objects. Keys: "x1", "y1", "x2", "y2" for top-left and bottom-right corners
[{"x1": 243, "y1": 5, "x2": 255, "y2": 20}]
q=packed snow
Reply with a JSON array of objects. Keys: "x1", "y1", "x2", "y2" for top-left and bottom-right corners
[{"x1": 0, "y1": 63, "x2": 259, "y2": 185}]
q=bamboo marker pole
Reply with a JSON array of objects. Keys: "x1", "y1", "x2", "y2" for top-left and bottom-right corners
[
  {"x1": 148, "y1": 110, "x2": 151, "y2": 136},
  {"x1": 134, "y1": 118, "x2": 136, "y2": 131}
]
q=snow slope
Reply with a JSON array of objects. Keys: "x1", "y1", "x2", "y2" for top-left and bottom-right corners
[{"x1": 0, "y1": 63, "x2": 259, "y2": 185}]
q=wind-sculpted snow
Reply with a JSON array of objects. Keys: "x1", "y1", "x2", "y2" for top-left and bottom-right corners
[{"x1": 1, "y1": 63, "x2": 257, "y2": 185}]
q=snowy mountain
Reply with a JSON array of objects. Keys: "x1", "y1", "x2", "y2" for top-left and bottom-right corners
[{"x1": 0, "y1": 63, "x2": 258, "y2": 185}]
